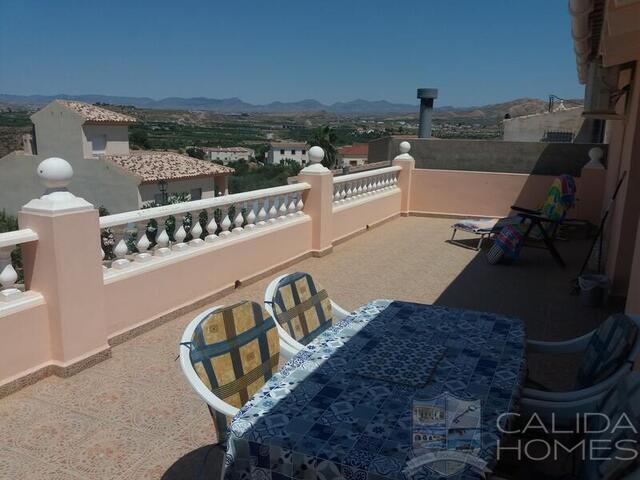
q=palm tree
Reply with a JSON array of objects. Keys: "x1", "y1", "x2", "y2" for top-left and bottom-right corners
[{"x1": 308, "y1": 125, "x2": 338, "y2": 168}]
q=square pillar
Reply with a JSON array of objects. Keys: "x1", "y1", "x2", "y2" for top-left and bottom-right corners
[
  {"x1": 19, "y1": 157, "x2": 109, "y2": 375},
  {"x1": 392, "y1": 141, "x2": 415, "y2": 216},
  {"x1": 297, "y1": 147, "x2": 334, "y2": 256}
]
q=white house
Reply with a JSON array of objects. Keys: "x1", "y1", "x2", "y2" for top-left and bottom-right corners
[
  {"x1": 201, "y1": 146, "x2": 255, "y2": 164},
  {"x1": 267, "y1": 142, "x2": 308, "y2": 166},
  {"x1": 0, "y1": 100, "x2": 233, "y2": 214},
  {"x1": 502, "y1": 104, "x2": 584, "y2": 142}
]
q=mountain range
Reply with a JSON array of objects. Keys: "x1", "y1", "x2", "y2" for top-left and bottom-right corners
[{"x1": 0, "y1": 93, "x2": 581, "y2": 117}]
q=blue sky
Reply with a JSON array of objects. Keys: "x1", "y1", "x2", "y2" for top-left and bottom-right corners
[{"x1": 0, "y1": 0, "x2": 583, "y2": 106}]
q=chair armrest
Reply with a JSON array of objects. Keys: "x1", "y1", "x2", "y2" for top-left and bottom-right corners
[
  {"x1": 519, "y1": 391, "x2": 609, "y2": 428},
  {"x1": 517, "y1": 211, "x2": 563, "y2": 224},
  {"x1": 279, "y1": 338, "x2": 300, "y2": 359},
  {"x1": 511, "y1": 205, "x2": 541, "y2": 215},
  {"x1": 527, "y1": 330, "x2": 594, "y2": 354},
  {"x1": 522, "y1": 364, "x2": 629, "y2": 402},
  {"x1": 331, "y1": 301, "x2": 351, "y2": 322}
]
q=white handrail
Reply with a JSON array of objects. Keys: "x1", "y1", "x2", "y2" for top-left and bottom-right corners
[
  {"x1": 333, "y1": 166, "x2": 401, "y2": 185},
  {"x1": 0, "y1": 229, "x2": 38, "y2": 249},
  {"x1": 100, "y1": 182, "x2": 310, "y2": 228}
]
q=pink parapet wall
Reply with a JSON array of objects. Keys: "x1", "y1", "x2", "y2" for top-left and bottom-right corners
[
  {"x1": 333, "y1": 191, "x2": 401, "y2": 244},
  {"x1": 409, "y1": 168, "x2": 604, "y2": 223},
  {"x1": 0, "y1": 295, "x2": 50, "y2": 389},
  {"x1": 103, "y1": 217, "x2": 312, "y2": 339}
]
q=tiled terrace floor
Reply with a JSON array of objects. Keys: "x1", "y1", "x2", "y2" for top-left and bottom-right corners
[{"x1": 0, "y1": 217, "x2": 621, "y2": 479}]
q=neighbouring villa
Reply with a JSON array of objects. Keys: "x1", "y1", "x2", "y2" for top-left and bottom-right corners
[
  {"x1": 0, "y1": 99, "x2": 233, "y2": 214},
  {"x1": 1, "y1": 1, "x2": 640, "y2": 479}
]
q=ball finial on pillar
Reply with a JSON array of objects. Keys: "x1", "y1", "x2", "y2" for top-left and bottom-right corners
[
  {"x1": 37, "y1": 157, "x2": 74, "y2": 190},
  {"x1": 585, "y1": 147, "x2": 605, "y2": 169},
  {"x1": 399, "y1": 141, "x2": 411, "y2": 154},
  {"x1": 308, "y1": 146, "x2": 325, "y2": 165}
]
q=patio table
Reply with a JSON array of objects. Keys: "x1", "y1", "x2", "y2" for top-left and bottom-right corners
[{"x1": 224, "y1": 300, "x2": 525, "y2": 480}]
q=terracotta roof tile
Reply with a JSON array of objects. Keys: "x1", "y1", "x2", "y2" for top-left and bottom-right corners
[
  {"x1": 338, "y1": 144, "x2": 368, "y2": 156},
  {"x1": 106, "y1": 151, "x2": 233, "y2": 183},
  {"x1": 55, "y1": 100, "x2": 137, "y2": 124}
]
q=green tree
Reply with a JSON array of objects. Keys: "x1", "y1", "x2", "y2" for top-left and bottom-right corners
[
  {"x1": 186, "y1": 147, "x2": 205, "y2": 159},
  {"x1": 129, "y1": 128, "x2": 151, "y2": 149},
  {"x1": 308, "y1": 125, "x2": 338, "y2": 168}
]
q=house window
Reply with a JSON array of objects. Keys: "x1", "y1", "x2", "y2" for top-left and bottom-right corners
[
  {"x1": 91, "y1": 135, "x2": 107, "y2": 155},
  {"x1": 291, "y1": 149, "x2": 296, "y2": 154},
  {"x1": 280, "y1": 149, "x2": 285, "y2": 155},
  {"x1": 301, "y1": 149, "x2": 306, "y2": 155},
  {"x1": 190, "y1": 188, "x2": 202, "y2": 200}
]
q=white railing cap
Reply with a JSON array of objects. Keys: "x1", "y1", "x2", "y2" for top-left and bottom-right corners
[
  {"x1": 333, "y1": 166, "x2": 401, "y2": 185},
  {"x1": 100, "y1": 182, "x2": 310, "y2": 228},
  {"x1": 0, "y1": 229, "x2": 39, "y2": 250}
]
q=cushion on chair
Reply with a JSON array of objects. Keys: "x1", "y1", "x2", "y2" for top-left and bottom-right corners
[
  {"x1": 582, "y1": 371, "x2": 640, "y2": 480},
  {"x1": 271, "y1": 272, "x2": 333, "y2": 346},
  {"x1": 575, "y1": 314, "x2": 638, "y2": 389},
  {"x1": 188, "y1": 301, "x2": 280, "y2": 409}
]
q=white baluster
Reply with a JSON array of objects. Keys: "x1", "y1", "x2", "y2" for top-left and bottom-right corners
[
  {"x1": 189, "y1": 212, "x2": 205, "y2": 247},
  {"x1": 256, "y1": 202, "x2": 268, "y2": 227},
  {"x1": 135, "y1": 221, "x2": 153, "y2": 263},
  {"x1": 287, "y1": 197, "x2": 297, "y2": 217},
  {"x1": 339, "y1": 186, "x2": 347, "y2": 203},
  {"x1": 278, "y1": 197, "x2": 288, "y2": 220},
  {"x1": 346, "y1": 184, "x2": 353, "y2": 201},
  {"x1": 245, "y1": 205, "x2": 257, "y2": 230},
  {"x1": 0, "y1": 246, "x2": 21, "y2": 301},
  {"x1": 296, "y1": 194, "x2": 305, "y2": 215},
  {"x1": 232, "y1": 206, "x2": 244, "y2": 233},
  {"x1": 268, "y1": 198, "x2": 278, "y2": 224},
  {"x1": 205, "y1": 212, "x2": 218, "y2": 243},
  {"x1": 333, "y1": 187, "x2": 341, "y2": 204},
  {"x1": 220, "y1": 208, "x2": 232, "y2": 237},
  {"x1": 156, "y1": 221, "x2": 172, "y2": 257},
  {"x1": 112, "y1": 236, "x2": 130, "y2": 270},
  {"x1": 173, "y1": 216, "x2": 188, "y2": 251}
]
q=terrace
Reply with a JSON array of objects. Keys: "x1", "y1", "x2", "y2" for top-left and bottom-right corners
[{"x1": 0, "y1": 136, "x2": 627, "y2": 478}]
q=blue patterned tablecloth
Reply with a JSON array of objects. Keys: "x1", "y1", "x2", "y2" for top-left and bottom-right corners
[{"x1": 224, "y1": 300, "x2": 525, "y2": 480}]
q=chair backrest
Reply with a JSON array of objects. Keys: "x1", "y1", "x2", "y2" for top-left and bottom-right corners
[
  {"x1": 582, "y1": 371, "x2": 640, "y2": 480},
  {"x1": 188, "y1": 300, "x2": 280, "y2": 409},
  {"x1": 269, "y1": 272, "x2": 334, "y2": 346},
  {"x1": 540, "y1": 174, "x2": 577, "y2": 222},
  {"x1": 576, "y1": 314, "x2": 639, "y2": 389}
]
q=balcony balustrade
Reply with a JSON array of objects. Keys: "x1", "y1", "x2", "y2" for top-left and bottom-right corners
[{"x1": 0, "y1": 140, "x2": 608, "y2": 400}]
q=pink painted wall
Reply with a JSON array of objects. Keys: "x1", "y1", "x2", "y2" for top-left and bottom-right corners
[
  {"x1": 332, "y1": 191, "x2": 401, "y2": 243},
  {"x1": 409, "y1": 169, "x2": 602, "y2": 222},
  {"x1": 104, "y1": 218, "x2": 312, "y2": 337},
  {"x1": 0, "y1": 299, "x2": 51, "y2": 386}
]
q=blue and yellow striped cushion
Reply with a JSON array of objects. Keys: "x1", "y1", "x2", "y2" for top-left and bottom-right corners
[
  {"x1": 576, "y1": 314, "x2": 638, "y2": 389},
  {"x1": 189, "y1": 301, "x2": 280, "y2": 409},
  {"x1": 582, "y1": 371, "x2": 640, "y2": 480},
  {"x1": 271, "y1": 272, "x2": 334, "y2": 346}
]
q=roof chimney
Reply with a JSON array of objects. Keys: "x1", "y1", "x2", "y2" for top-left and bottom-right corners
[{"x1": 417, "y1": 88, "x2": 438, "y2": 138}]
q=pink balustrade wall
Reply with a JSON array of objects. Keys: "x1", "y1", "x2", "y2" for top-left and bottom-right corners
[
  {"x1": 0, "y1": 157, "x2": 608, "y2": 395},
  {"x1": 409, "y1": 168, "x2": 604, "y2": 224},
  {"x1": 0, "y1": 299, "x2": 50, "y2": 391},
  {"x1": 332, "y1": 191, "x2": 401, "y2": 244},
  {"x1": 104, "y1": 218, "x2": 313, "y2": 339}
]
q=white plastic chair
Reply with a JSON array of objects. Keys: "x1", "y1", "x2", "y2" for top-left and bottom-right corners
[
  {"x1": 521, "y1": 314, "x2": 640, "y2": 426},
  {"x1": 179, "y1": 304, "x2": 296, "y2": 442},
  {"x1": 264, "y1": 273, "x2": 351, "y2": 353}
]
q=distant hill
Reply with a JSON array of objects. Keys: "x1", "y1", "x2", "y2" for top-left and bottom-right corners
[{"x1": 0, "y1": 93, "x2": 581, "y2": 117}]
